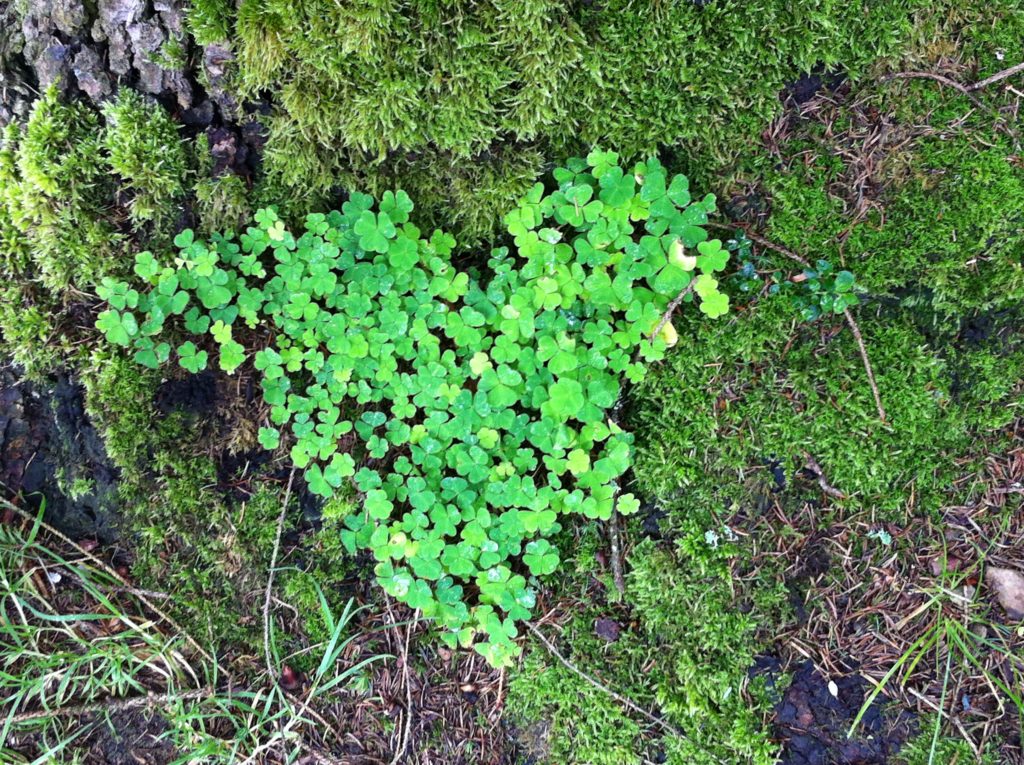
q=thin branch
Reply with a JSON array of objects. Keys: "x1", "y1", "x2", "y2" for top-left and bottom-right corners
[
  {"x1": 842, "y1": 307, "x2": 886, "y2": 422},
  {"x1": 968, "y1": 61, "x2": 1024, "y2": 91},
  {"x1": 707, "y1": 222, "x2": 810, "y2": 267},
  {"x1": 647, "y1": 282, "x2": 695, "y2": 343},
  {"x1": 388, "y1": 603, "x2": 416, "y2": 765},
  {"x1": 527, "y1": 622, "x2": 689, "y2": 742},
  {"x1": 263, "y1": 468, "x2": 297, "y2": 681},
  {"x1": 879, "y1": 71, "x2": 972, "y2": 95},
  {"x1": 525, "y1": 622, "x2": 733, "y2": 765},
  {"x1": 876, "y1": 68, "x2": 1022, "y2": 144},
  {"x1": 803, "y1": 453, "x2": 846, "y2": 500},
  {"x1": 11, "y1": 688, "x2": 213, "y2": 724}
]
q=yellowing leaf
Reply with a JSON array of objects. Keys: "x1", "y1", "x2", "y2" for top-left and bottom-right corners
[
  {"x1": 669, "y1": 239, "x2": 696, "y2": 271},
  {"x1": 659, "y1": 321, "x2": 679, "y2": 347}
]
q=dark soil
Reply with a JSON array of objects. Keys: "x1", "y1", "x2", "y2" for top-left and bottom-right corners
[
  {"x1": 0, "y1": 364, "x2": 119, "y2": 541},
  {"x1": 154, "y1": 369, "x2": 219, "y2": 416},
  {"x1": 83, "y1": 709, "x2": 178, "y2": 765},
  {"x1": 784, "y1": 66, "x2": 847, "y2": 107},
  {"x1": 774, "y1": 661, "x2": 915, "y2": 765}
]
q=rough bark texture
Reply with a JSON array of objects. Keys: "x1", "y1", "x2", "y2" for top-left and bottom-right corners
[{"x1": 0, "y1": 0, "x2": 240, "y2": 131}]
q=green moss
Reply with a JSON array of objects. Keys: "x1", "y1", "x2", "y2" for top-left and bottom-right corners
[
  {"x1": 16, "y1": 87, "x2": 105, "y2": 203},
  {"x1": 227, "y1": 0, "x2": 925, "y2": 241},
  {"x1": 81, "y1": 352, "x2": 268, "y2": 648},
  {"x1": 194, "y1": 172, "x2": 252, "y2": 235},
  {"x1": 895, "y1": 721, "x2": 1002, "y2": 765},
  {"x1": 188, "y1": 0, "x2": 235, "y2": 44},
  {"x1": 509, "y1": 504, "x2": 787, "y2": 765},
  {"x1": 761, "y1": 137, "x2": 1024, "y2": 320},
  {"x1": 102, "y1": 89, "x2": 188, "y2": 225},
  {"x1": 0, "y1": 283, "x2": 62, "y2": 377},
  {"x1": 632, "y1": 26, "x2": 1024, "y2": 515},
  {"x1": 0, "y1": 88, "x2": 121, "y2": 293}
]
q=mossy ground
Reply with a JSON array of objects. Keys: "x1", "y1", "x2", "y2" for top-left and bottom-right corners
[
  {"x1": 508, "y1": 4, "x2": 1024, "y2": 763},
  {"x1": 1, "y1": 0, "x2": 1023, "y2": 762}
]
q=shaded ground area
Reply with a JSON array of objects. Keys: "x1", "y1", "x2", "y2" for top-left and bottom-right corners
[
  {"x1": 85, "y1": 710, "x2": 178, "y2": 765},
  {"x1": 0, "y1": 364, "x2": 119, "y2": 540}
]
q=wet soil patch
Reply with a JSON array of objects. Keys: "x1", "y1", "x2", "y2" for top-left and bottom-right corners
[
  {"x1": 774, "y1": 661, "x2": 914, "y2": 765},
  {"x1": 0, "y1": 364, "x2": 119, "y2": 541}
]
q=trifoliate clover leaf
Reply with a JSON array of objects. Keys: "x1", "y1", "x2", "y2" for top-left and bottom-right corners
[
  {"x1": 305, "y1": 464, "x2": 333, "y2": 498},
  {"x1": 258, "y1": 427, "x2": 280, "y2": 450},
  {"x1": 96, "y1": 309, "x2": 138, "y2": 347},
  {"x1": 96, "y1": 278, "x2": 138, "y2": 310},
  {"x1": 699, "y1": 290, "x2": 729, "y2": 318},
  {"x1": 219, "y1": 340, "x2": 245, "y2": 373},
  {"x1": 184, "y1": 308, "x2": 211, "y2": 334},
  {"x1": 696, "y1": 239, "x2": 729, "y2": 272},
  {"x1": 134, "y1": 251, "x2": 160, "y2": 281},
  {"x1": 667, "y1": 174, "x2": 691, "y2": 207},
  {"x1": 566, "y1": 448, "x2": 590, "y2": 476},
  {"x1": 178, "y1": 341, "x2": 208, "y2": 373},
  {"x1": 388, "y1": 235, "x2": 418, "y2": 270},
  {"x1": 617, "y1": 493, "x2": 641, "y2": 515},
  {"x1": 173, "y1": 229, "x2": 195, "y2": 249},
  {"x1": 365, "y1": 489, "x2": 393, "y2": 520},
  {"x1": 653, "y1": 264, "x2": 692, "y2": 296},
  {"x1": 254, "y1": 208, "x2": 278, "y2": 228},
  {"x1": 210, "y1": 319, "x2": 232, "y2": 344},
  {"x1": 521, "y1": 509, "x2": 557, "y2": 534},
  {"x1": 693, "y1": 273, "x2": 719, "y2": 298},
  {"x1": 586, "y1": 148, "x2": 619, "y2": 178},
  {"x1": 677, "y1": 224, "x2": 708, "y2": 247},
  {"x1": 469, "y1": 351, "x2": 492, "y2": 376},
  {"x1": 544, "y1": 379, "x2": 585, "y2": 422},
  {"x1": 354, "y1": 210, "x2": 396, "y2": 253},
  {"x1": 523, "y1": 539, "x2": 559, "y2": 576},
  {"x1": 133, "y1": 339, "x2": 170, "y2": 369},
  {"x1": 477, "y1": 427, "x2": 500, "y2": 450},
  {"x1": 380, "y1": 190, "x2": 414, "y2": 224}
]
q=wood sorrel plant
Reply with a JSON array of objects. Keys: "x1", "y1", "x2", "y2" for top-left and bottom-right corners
[{"x1": 95, "y1": 151, "x2": 731, "y2": 665}]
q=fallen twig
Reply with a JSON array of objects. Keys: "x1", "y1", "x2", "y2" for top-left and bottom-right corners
[
  {"x1": 388, "y1": 602, "x2": 416, "y2": 765},
  {"x1": 647, "y1": 282, "x2": 695, "y2": 343},
  {"x1": 525, "y1": 622, "x2": 677, "y2": 734},
  {"x1": 11, "y1": 688, "x2": 213, "y2": 724},
  {"x1": 877, "y1": 65, "x2": 1023, "y2": 144},
  {"x1": 880, "y1": 61, "x2": 1024, "y2": 95},
  {"x1": 968, "y1": 61, "x2": 1024, "y2": 91},
  {"x1": 803, "y1": 453, "x2": 846, "y2": 499},
  {"x1": 525, "y1": 621, "x2": 733, "y2": 764},
  {"x1": 842, "y1": 306, "x2": 886, "y2": 423}
]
